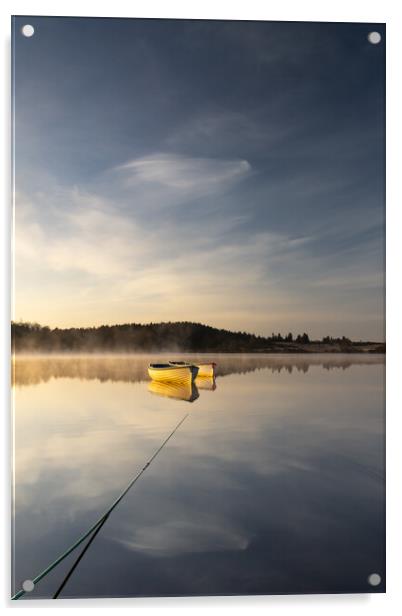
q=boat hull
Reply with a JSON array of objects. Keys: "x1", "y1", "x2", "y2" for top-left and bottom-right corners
[{"x1": 148, "y1": 364, "x2": 198, "y2": 384}]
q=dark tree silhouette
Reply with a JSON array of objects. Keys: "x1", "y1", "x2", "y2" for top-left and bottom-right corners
[{"x1": 11, "y1": 321, "x2": 382, "y2": 353}]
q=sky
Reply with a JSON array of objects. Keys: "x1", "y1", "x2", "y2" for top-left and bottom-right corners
[{"x1": 12, "y1": 17, "x2": 385, "y2": 340}]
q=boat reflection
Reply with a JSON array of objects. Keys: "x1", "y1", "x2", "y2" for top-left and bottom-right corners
[
  {"x1": 195, "y1": 376, "x2": 217, "y2": 391},
  {"x1": 148, "y1": 379, "x2": 200, "y2": 403}
]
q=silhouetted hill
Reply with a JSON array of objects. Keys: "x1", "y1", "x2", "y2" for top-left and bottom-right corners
[{"x1": 11, "y1": 321, "x2": 385, "y2": 354}]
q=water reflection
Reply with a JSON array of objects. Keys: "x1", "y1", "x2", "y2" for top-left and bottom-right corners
[
  {"x1": 12, "y1": 353, "x2": 384, "y2": 387},
  {"x1": 12, "y1": 354, "x2": 385, "y2": 598},
  {"x1": 195, "y1": 376, "x2": 216, "y2": 391},
  {"x1": 148, "y1": 380, "x2": 200, "y2": 403}
]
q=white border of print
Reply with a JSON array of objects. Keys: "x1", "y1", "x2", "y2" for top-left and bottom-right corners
[{"x1": 1, "y1": 1, "x2": 401, "y2": 615}]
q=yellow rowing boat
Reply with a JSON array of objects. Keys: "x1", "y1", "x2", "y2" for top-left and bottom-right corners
[
  {"x1": 148, "y1": 363, "x2": 198, "y2": 384},
  {"x1": 196, "y1": 363, "x2": 216, "y2": 377}
]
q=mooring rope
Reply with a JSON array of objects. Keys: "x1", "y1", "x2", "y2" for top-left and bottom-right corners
[
  {"x1": 53, "y1": 513, "x2": 110, "y2": 599},
  {"x1": 12, "y1": 413, "x2": 189, "y2": 600}
]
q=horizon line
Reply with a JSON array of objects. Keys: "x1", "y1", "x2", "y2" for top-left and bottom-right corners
[{"x1": 11, "y1": 319, "x2": 385, "y2": 344}]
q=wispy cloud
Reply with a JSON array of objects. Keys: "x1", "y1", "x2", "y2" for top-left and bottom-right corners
[
  {"x1": 14, "y1": 183, "x2": 318, "y2": 332},
  {"x1": 14, "y1": 161, "x2": 384, "y2": 339},
  {"x1": 115, "y1": 152, "x2": 251, "y2": 193}
]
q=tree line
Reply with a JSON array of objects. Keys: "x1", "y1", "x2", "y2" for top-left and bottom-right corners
[{"x1": 11, "y1": 320, "x2": 356, "y2": 353}]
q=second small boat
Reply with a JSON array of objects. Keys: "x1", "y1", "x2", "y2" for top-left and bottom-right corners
[{"x1": 169, "y1": 361, "x2": 216, "y2": 378}]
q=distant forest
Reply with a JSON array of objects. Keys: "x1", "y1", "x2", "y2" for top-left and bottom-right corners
[{"x1": 11, "y1": 321, "x2": 385, "y2": 354}]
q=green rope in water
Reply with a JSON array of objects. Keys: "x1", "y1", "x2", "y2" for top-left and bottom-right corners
[
  {"x1": 12, "y1": 413, "x2": 189, "y2": 600},
  {"x1": 53, "y1": 512, "x2": 110, "y2": 599}
]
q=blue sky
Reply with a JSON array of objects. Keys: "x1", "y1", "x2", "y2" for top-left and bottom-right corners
[{"x1": 13, "y1": 17, "x2": 385, "y2": 339}]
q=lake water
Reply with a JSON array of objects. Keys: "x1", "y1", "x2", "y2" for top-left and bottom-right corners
[{"x1": 12, "y1": 354, "x2": 385, "y2": 599}]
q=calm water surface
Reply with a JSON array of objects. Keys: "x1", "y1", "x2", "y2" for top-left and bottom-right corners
[{"x1": 12, "y1": 354, "x2": 385, "y2": 598}]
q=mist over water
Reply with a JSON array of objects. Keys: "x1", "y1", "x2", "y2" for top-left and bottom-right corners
[
  {"x1": 12, "y1": 354, "x2": 385, "y2": 598},
  {"x1": 13, "y1": 352, "x2": 383, "y2": 386}
]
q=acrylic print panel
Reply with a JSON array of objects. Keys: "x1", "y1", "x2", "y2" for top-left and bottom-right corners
[{"x1": 11, "y1": 16, "x2": 385, "y2": 599}]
